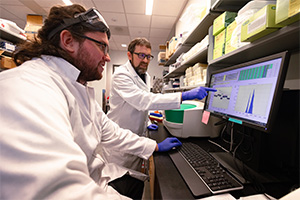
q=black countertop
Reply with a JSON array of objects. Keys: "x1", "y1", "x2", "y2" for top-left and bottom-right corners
[{"x1": 148, "y1": 123, "x2": 297, "y2": 200}]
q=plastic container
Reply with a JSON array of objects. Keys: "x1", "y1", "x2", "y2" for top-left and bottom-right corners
[{"x1": 165, "y1": 104, "x2": 197, "y2": 123}]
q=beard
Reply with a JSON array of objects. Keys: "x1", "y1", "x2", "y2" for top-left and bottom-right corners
[
  {"x1": 134, "y1": 61, "x2": 148, "y2": 75},
  {"x1": 73, "y1": 44, "x2": 103, "y2": 83}
]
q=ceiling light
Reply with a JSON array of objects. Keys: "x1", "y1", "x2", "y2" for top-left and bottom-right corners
[
  {"x1": 145, "y1": 0, "x2": 153, "y2": 15},
  {"x1": 62, "y1": 0, "x2": 73, "y2": 5},
  {"x1": 121, "y1": 44, "x2": 127, "y2": 48}
]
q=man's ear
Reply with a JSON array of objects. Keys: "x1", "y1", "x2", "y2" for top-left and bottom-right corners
[
  {"x1": 127, "y1": 51, "x2": 132, "y2": 61},
  {"x1": 59, "y1": 30, "x2": 77, "y2": 53}
]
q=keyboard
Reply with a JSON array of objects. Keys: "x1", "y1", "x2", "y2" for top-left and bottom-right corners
[{"x1": 169, "y1": 142, "x2": 243, "y2": 197}]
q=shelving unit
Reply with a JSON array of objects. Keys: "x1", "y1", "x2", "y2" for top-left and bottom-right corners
[
  {"x1": 0, "y1": 27, "x2": 26, "y2": 70},
  {"x1": 0, "y1": 29, "x2": 26, "y2": 44},
  {"x1": 162, "y1": 0, "x2": 300, "y2": 93},
  {"x1": 164, "y1": 11, "x2": 219, "y2": 66},
  {"x1": 162, "y1": 0, "x2": 251, "y2": 91},
  {"x1": 164, "y1": 46, "x2": 208, "y2": 79},
  {"x1": 208, "y1": 22, "x2": 300, "y2": 67}
]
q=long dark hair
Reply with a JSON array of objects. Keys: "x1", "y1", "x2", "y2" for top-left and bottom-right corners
[{"x1": 13, "y1": 4, "x2": 109, "y2": 66}]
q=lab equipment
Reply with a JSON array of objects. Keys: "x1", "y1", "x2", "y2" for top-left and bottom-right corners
[
  {"x1": 163, "y1": 101, "x2": 223, "y2": 138},
  {"x1": 48, "y1": 7, "x2": 110, "y2": 40},
  {"x1": 204, "y1": 51, "x2": 290, "y2": 132}
]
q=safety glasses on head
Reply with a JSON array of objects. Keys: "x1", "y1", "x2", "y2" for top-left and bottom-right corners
[{"x1": 48, "y1": 7, "x2": 110, "y2": 40}]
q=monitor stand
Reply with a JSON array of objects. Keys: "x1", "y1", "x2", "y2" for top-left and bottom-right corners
[{"x1": 210, "y1": 152, "x2": 281, "y2": 184}]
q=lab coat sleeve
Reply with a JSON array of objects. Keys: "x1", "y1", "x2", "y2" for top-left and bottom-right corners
[
  {"x1": 97, "y1": 104, "x2": 157, "y2": 160},
  {"x1": 111, "y1": 70, "x2": 181, "y2": 111},
  {"x1": 0, "y1": 75, "x2": 129, "y2": 200}
]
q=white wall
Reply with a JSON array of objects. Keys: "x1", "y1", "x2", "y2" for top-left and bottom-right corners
[{"x1": 105, "y1": 50, "x2": 164, "y2": 96}]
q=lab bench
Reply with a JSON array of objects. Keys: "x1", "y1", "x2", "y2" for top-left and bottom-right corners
[{"x1": 148, "y1": 123, "x2": 297, "y2": 200}]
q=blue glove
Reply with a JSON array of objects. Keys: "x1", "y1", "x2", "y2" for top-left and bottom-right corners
[
  {"x1": 182, "y1": 87, "x2": 217, "y2": 101},
  {"x1": 147, "y1": 124, "x2": 158, "y2": 131},
  {"x1": 157, "y1": 137, "x2": 182, "y2": 152}
]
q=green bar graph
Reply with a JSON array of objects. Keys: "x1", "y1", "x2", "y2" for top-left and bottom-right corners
[{"x1": 239, "y1": 65, "x2": 272, "y2": 81}]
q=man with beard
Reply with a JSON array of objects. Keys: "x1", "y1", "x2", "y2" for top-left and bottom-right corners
[
  {"x1": 106, "y1": 38, "x2": 216, "y2": 187},
  {"x1": 0, "y1": 5, "x2": 183, "y2": 200}
]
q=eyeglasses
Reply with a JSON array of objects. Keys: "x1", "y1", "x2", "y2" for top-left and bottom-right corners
[
  {"x1": 75, "y1": 33, "x2": 109, "y2": 55},
  {"x1": 48, "y1": 8, "x2": 109, "y2": 40},
  {"x1": 133, "y1": 52, "x2": 154, "y2": 60}
]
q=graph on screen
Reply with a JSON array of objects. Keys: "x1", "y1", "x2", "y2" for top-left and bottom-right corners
[
  {"x1": 234, "y1": 84, "x2": 273, "y2": 117},
  {"x1": 211, "y1": 87, "x2": 232, "y2": 109}
]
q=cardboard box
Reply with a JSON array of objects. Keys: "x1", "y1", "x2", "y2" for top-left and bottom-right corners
[
  {"x1": 24, "y1": 15, "x2": 43, "y2": 40},
  {"x1": 213, "y1": 44, "x2": 224, "y2": 60},
  {"x1": 225, "y1": 39, "x2": 237, "y2": 54},
  {"x1": 276, "y1": 0, "x2": 300, "y2": 26},
  {"x1": 226, "y1": 20, "x2": 237, "y2": 42},
  {"x1": 214, "y1": 29, "x2": 226, "y2": 49},
  {"x1": 241, "y1": 4, "x2": 283, "y2": 42},
  {"x1": 213, "y1": 11, "x2": 237, "y2": 36},
  {"x1": 168, "y1": 37, "x2": 178, "y2": 55},
  {"x1": 0, "y1": 55, "x2": 16, "y2": 69}
]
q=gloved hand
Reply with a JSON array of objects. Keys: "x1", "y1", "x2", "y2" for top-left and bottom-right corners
[
  {"x1": 157, "y1": 137, "x2": 182, "y2": 152},
  {"x1": 147, "y1": 124, "x2": 158, "y2": 131},
  {"x1": 182, "y1": 87, "x2": 217, "y2": 101}
]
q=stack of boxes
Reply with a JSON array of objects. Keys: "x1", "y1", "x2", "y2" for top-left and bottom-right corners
[
  {"x1": 211, "y1": 0, "x2": 299, "y2": 61},
  {"x1": 24, "y1": 14, "x2": 43, "y2": 40},
  {"x1": 182, "y1": 35, "x2": 209, "y2": 62},
  {"x1": 183, "y1": 63, "x2": 207, "y2": 86},
  {"x1": 276, "y1": 0, "x2": 300, "y2": 26},
  {"x1": 224, "y1": 20, "x2": 238, "y2": 54},
  {"x1": 241, "y1": 4, "x2": 283, "y2": 42},
  {"x1": 212, "y1": 11, "x2": 237, "y2": 59}
]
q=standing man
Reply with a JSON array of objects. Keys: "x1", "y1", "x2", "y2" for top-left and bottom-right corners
[
  {"x1": 106, "y1": 38, "x2": 216, "y2": 171},
  {"x1": 0, "y1": 5, "x2": 181, "y2": 200}
]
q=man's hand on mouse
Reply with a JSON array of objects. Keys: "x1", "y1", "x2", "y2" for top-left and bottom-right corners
[{"x1": 156, "y1": 137, "x2": 182, "y2": 152}]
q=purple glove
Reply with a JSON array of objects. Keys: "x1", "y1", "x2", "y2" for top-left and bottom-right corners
[
  {"x1": 157, "y1": 137, "x2": 182, "y2": 152},
  {"x1": 182, "y1": 87, "x2": 217, "y2": 101},
  {"x1": 147, "y1": 124, "x2": 158, "y2": 131}
]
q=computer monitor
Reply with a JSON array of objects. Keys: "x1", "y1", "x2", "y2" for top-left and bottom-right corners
[{"x1": 204, "y1": 51, "x2": 290, "y2": 132}]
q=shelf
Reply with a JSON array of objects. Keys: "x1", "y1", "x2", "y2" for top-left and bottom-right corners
[
  {"x1": 163, "y1": 0, "x2": 251, "y2": 67},
  {"x1": 165, "y1": 11, "x2": 220, "y2": 66},
  {"x1": 0, "y1": 29, "x2": 26, "y2": 44},
  {"x1": 211, "y1": 0, "x2": 250, "y2": 12},
  {"x1": 164, "y1": 47, "x2": 208, "y2": 79},
  {"x1": 165, "y1": 44, "x2": 191, "y2": 66},
  {"x1": 208, "y1": 22, "x2": 300, "y2": 67},
  {"x1": 0, "y1": 48, "x2": 13, "y2": 57},
  {"x1": 181, "y1": 47, "x2": 208, "y2": 66}
]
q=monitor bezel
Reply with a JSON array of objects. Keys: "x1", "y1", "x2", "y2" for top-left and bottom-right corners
[{"x1": 204, "y1": 51, "x2": 290, "y2": 133}]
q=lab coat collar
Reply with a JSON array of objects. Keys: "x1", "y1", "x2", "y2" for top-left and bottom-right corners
[{"x1": 41, "y1": 55, "x2": 80, "y2": 84}]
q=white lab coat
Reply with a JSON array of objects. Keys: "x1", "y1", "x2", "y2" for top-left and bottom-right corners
[
  {"x1": 106, "y1": 60, "x2": 181, "y2": 171},
  {"x1": 0, "y1": 56, "x2": 157, "y2": 200}
]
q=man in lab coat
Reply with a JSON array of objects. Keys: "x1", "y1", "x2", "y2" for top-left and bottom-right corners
[
  {"x1": 106, "y1": 38, "x2": 216, "y2": 178},
  {"x1": 0, "y1": 4, "x2": 182, "y2": 200}
]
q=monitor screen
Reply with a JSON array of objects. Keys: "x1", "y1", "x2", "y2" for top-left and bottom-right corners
[{"x1": 204, "y1": 51, "x2": 290, "y2": 132}]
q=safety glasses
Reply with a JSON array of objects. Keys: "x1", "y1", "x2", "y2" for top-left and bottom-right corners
[
  {"x1": 133, "y1": 52, "x2": 154, "y2": 60},
  {"x1": 74, "y1": 33, "x2": 109, "y2": 55},
  {"x1": 48, "y1": 8, "x2": 109, "y2": 40}
]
